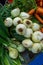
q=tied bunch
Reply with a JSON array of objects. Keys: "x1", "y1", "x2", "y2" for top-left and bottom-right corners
[{"x1": 4, "y1": 8, "x2": 43, "y2": 56}]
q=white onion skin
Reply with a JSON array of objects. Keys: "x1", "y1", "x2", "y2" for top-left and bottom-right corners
[
  {"x1": 32, "y1": 31, "x2": 43, "y2": 43},
  {"x1": 20, "y1": 12, "x2": 30, "y2": 19},
  {"x1": 32, "y1": 23, "x2": 40, "y2": 31},
  {"x1": 22, "y1": 39, "x2": 33, "y2": 48},
  {"x1": 13, "y1": 17, "x2": 22, "y2": 26},
  {"x1": 17, "y1": 44, "x2": 25, "y2": 52},
  {"x1": 11, "y1": 8, "x2": 20, "y2": 17},
  {"x1": 9, "y1": 47, "x2": 18, "y2": 59},
  {"x1": 4, "y1": 17, "x2": 13, "y2": 27},
  {"x1": 32, "y1": 43, "x2": 41, "y2": 53},
  {"x1": 16, "y1": 24, "x2": 26, "y2": 35},
  {"x1": 24, "y1": 28, "x2": 33, "y2": 38},
  {"x1": 23, "y1": 19, "x2": 32, "y2": 28}
]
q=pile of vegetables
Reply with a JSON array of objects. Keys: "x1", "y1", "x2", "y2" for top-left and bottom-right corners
[
  {"x1": 4, "y1": 8, "x2": 43, "y2": 54},
  {"x1": 0, "y1": 0, "x2": 43, "y2": 65}
]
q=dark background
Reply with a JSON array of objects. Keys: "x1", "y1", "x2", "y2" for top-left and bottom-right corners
[{"x1": 0, "y1": 0, "x2": 7, "y2": 5}]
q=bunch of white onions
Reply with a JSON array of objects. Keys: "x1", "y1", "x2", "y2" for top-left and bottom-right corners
[{"x1": 4, "y1": 8, "x2": 43, "y2": 57}]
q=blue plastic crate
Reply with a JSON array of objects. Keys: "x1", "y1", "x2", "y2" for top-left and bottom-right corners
[{"x1": 28, "y1": 52, "x2": 43, "y2": 65}]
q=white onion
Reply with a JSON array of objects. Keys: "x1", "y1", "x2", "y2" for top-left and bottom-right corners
[
  {"x1": 17, "y1": 44, "x2": 25, "y2": 52},
  {"x1": 13, "y1": 17, "x2": 22, "y2": 26},
  {"x1": 20, "y1": 12, "x2": 30, "y2": 19},
  {"x1": 22, "y1": 39, "x2": 33, "y2": 48},
  {"x1": 32, "y1": 31, "x2": 43, "y2": 42},
  {"x1": 23, "y1": 19, "x2": 32, "y2": 28},
  {"x1": 32, "y1": 23, "x2": 40, "y2": 31},
  {"x1": 24, "y1": 28, "x2": 33, "y2": 38},
  {"x1": 16, "y1": 24, "x2": 26, "y2": 35},
  {"x1": 11, "y1": 8, "x2": 20, "y2": 17},
  {"x1": 9, "y1": 47, "x2": 18, "y2": 59},
  {"x1": 4, "y1": 17, "x2": 13, "y2": 27},
  {"x1": 32, "y1": 43, "x2": 41, "y2": 53}
]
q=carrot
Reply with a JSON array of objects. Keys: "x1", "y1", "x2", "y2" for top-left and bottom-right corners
[
  {"x1": 28, "y1": 9, "x2": 35, "y2": 15},
  {"x1": 28, "y1": 7, "x2": 43, "y2": 16},
  {"x1": 40, "y1": 1, "x2": 42, "y2": 7},
  {"x1": 42, "y1": 1, "x2": 43, "y2": 7},
  {"x1": 36, "y1": 7, "x2": 43, "y2": 15},
  {"x1": 34, "y1": 13, "x2": 43, "y2": 24},
  {"x1": 40, "y1": 28, "x2": 43, "y2": 33}
]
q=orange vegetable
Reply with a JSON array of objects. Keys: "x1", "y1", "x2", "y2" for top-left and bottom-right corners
[
  {"x1": 36, "y1": 0, "x2": 42, "y2": 7},
  {"x1": 28, "y1": 7, "x2": 43, "y2": 16},
  {"x1": 28, "y1": 9, "x2": 35, "y2": 15},
  {"x1": 34, "y1": 13, "x2": 43, "y2": 24},
  {"x1": 40, "y1": 0, "x2": 42, "y2": 7},
  {"x1": 40, "y1": 28, "x2": 43, "y2": 33},
  {"x1": 36, "y1": 7, "x2": 43, "y2": 15}
]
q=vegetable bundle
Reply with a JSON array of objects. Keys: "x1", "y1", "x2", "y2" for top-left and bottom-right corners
[{"x1": 0, "y1": 0, "x2": 43, "y2": 65}]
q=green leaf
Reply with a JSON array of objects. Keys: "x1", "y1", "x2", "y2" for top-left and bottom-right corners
[
  {"x1": 5, "y1": 53, "x2": 21, "y2": 65},
  {"x1": 5, "y1": 52, "x2": 22, "y2": 65},
  {"x1": 31, "y1": 16, "x2": 40, "y2": 23},
  {"x1": 0, "y1": 16, "x2": 9, "y2": 37},
  {"x1": 15, "y1": 58, "x2": 22, "y2": 65},
  {"x1": 0, "y1": 4, "x2": 3, "y2": 9},
  {"x1": 12, "y1": 0, "x2": 37, "y2": 12},
  {"x1": 0, "y1": 45, "x2": 5, "y2": 65},
  {"x1": 1, "y1": 54, "x2": 5, "y2": 65},
  {"x1": 1, "y1": 59, "x2": 5, "y2": 65},
  {"x1": 0, "y1": 38, "x2": 6, "y2": 44},
  {"x1": 4, "y1": 55, "x2": 10, "y2": 65},
  {"x1": 0, "y1": 29, "x2": 8, "y2": 39},
  {"x1": 0, "y1": 37, "x2": 10, "y2": 46}
]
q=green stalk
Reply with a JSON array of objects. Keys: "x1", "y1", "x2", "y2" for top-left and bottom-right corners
[{"x1": 4, "y1": 56, "x2": 10, "y2": 65}]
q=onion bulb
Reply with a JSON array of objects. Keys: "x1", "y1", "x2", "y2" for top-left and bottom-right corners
[
  {"x1": 24, "y1": 28, "x2": 33, "y2": 38},
  {"x1": 32, "y1": 43, "x2": 41, "y2": 53},
  {"x1": 20, "y1": 12, "x2": 30, "y2": 19},
  {"x1": 17, "y1": 44, "x2": 25, "y2": 52},
  {"x1": 23, "y1": 19, "x2": 32, "y2": 28},
  {"x1": 16, "y1": 24, "x2": 26, "y2": 35},
  {"x1": 9, "y1": 47, "x2": 18, "y2": 59},
  {"x1": 32, "y1": 23, "x2": 40, "y2": 31},
  {"x1": 32, "y1": 31, "x2": 43, "y2": 42},
  {"x1": 11, "y1": 8, "x2": 20, "y2": 17},
  {"x1": 22, "y1": 39, "x2": 33, "y2": 48},
  {"x1": 4, "y1": 17, "x2": 12, "y2": 27},
  {"x1": 13, "y1": 17, "x2": 22, "y2": 26}
]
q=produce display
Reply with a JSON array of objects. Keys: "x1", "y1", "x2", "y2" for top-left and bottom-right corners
[{"x1": 0, "y1": 0, "x2": 43, "y2": 65}]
